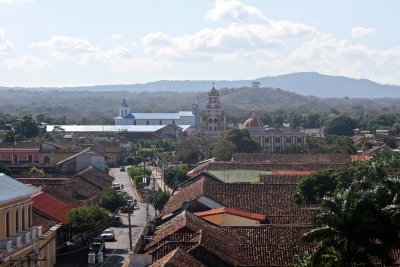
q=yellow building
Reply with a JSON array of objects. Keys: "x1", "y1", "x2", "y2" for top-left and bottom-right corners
[
  {"x1": 0, "y1": 173, "x2": 41, "y2": 266},
  {"x1": 194, "y1": 207, "x2": 266, "y2": 226}
]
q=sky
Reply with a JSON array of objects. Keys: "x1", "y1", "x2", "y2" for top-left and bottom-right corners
[{"x1": 0, "y1": 0, "x2": 400, "y2": 87}]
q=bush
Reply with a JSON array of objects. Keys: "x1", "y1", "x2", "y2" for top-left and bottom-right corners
[
  {"x1": 66, "y1": 205, "x2": 110, "y2": 234},
  {"x1": 98, "y1": 188, "x2": 126, "y2": 212}
]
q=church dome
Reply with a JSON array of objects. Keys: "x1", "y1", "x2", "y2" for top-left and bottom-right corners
[
  {"x1": 243, "y1": 113, "x2": 263, "y2": 128},
  {"x1": 208, "y1": 86, "x2": 219, "y2": 96}
]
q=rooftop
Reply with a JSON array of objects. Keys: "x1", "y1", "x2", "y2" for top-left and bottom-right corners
[
  {"x1": 194, "y1": 207, "x2": 266, "y2": 221},
  {"x1": 115, "y1": 111, "x2": 194, "y2": 120},
  {"x1": 46, "y1": 125, "x2": 192, "y2": 133},
  {"x1": 0, "y1": 173, "x2": 39, "y2": 203},
  {"x1": 32, "y1": 192, "x2": 72, "y2": 224}
]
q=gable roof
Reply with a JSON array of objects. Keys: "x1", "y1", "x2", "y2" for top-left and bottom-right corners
[
  {"x1": 0, "y1": 173, "x2": 39, "y2": 203},
  {"x1": 32, "y1": 192, "x2": 72, "y2": 224},
  {"x1": 32, "y1": 211, "x2": 58, "y2": 233},
  {"x1": 56, "y1": 147, "x2": 107, "y2": 165},
  {"x1": 194, "y1": 207, "x2": 266, "y2": 221},
  {"x1": 160, "y1": 175, "x2": 319, "y2": 224},
  {"x1": 146, "y1": 211, "x2": 254, "y2": 266},
  {"x1": 149, "y1": 248, "x2": 206, "y2": 267},
  {"x1": 363, "y1": 145, "x2": 390, "y2": 156}
]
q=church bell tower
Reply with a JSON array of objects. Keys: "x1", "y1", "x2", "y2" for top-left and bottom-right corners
[{"x1": 119, "y1": 98, "x2": 130, "y2": 117}]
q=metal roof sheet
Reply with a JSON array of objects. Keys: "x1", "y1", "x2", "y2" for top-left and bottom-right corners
[
  {"x1": 115, "y1": 111, "x2": 194, "y2": 120},
  {"x1": 0, "y1": 173, "x2": 39, "y2": 203},
  {"x1": 46, "y1": 125, "x2": 192, "y2": 132}
]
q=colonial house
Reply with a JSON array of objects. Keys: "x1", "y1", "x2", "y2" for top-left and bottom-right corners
[
  {"x1": 0, "y1": 142, "x2": 41, "y2": 164},
  {"x1": 56, "y1": 147, "x2": 107, "y2": 174},
  {"x1": 242, "y1": 113, "x2": 307, "y2": 152},
  {"x1": 0, "y1": 173, "x2": 42, "y2": 267}
]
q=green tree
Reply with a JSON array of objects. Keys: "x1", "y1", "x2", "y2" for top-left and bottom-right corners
[
  {"x1": 325, "y1": 116, "x2": 357, "y2": 136},
  {"x1": 98, "y1": 188, "x2": 126, "y2": 212},
  {"x1": 174, "y1": 138, "x2": 202, "y2": 166},
  {"x1": 146, "y1": 189, "x2": 170, "y2": 212},
  {"x1": 301, "y1": 182, "x2": 399, "y2": 266},
  {"x1": 293, "y1": 169, "x2": 337, "y2": 204},
  {"x1": 163, "y1": 164, "x2": 189, "y2": 189},
  {"x1": 383, "y1": 136, "x2": 397, "y2": 149},
  {"x1": 212, "y1": 128, "x2": 261, "y2": 160},
  {"x1": 66, "y1": 205, "x2": 110, "y2": 234},
  {"x1": 304, "y1": 114, "x2": 321, "y2": 128},
  {"x1": 0, "y1": 163, "x2": 11, "y2": 176},
  {"x1": 13, "y1": 115, "x2": 44, "y2": 139}
]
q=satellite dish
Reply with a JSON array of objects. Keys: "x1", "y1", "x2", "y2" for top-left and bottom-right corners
[{"x1": 182, "y1": 201, "x2": 190, "y2": 210}]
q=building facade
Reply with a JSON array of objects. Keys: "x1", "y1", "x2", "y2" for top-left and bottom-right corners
[
  {"x1": 243, "y1": 113, "x2": 307, "y2": 152},
  {"x1": 114, "y1": 98, "x2": 200, "y2": 128},
  {"x1": 0, "y1": 173, "x2": 42, "y2": 267},
  {"x1": 201, "y1": 85, "x2": 228, "y2": 139}
]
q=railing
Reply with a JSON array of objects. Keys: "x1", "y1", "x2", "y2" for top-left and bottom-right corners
[{"x1": 0, "y1": 226, "x2": 42, "y2": 255}]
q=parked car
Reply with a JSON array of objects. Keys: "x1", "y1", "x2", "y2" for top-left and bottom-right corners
[
  {"x1": 121, "y1": 204, "x2": 134, "y2": 213},
  {"x1": 111, "y1": 216, "x2": 122, "y2": 227},
  {"x1": 120, "y1": 166, "x2": 125, "y2": 172},
  {"x1": 101, "y1": 229, "x2": 115, "y2": 241},
  {"x1": 112, "y1": 183, "x2": 121, "y2": 190}
]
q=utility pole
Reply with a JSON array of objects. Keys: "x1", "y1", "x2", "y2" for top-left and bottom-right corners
[{"x1": 127, "y1": 206, "x2": 133, "y2": 251}]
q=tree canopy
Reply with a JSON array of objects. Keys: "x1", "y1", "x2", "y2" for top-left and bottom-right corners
[
  {"x1": 325, "y1": 116, "x2": 357, "y2": 136},
  {"x1": 98, "y1": 188, "x2": 126, "y2": 212},
  {"x1": 212, "y1": 128, "x2": 262, "y2": 160},
  {"x1": 66, "y1": 205, "x2": 110, "y2": 234}
]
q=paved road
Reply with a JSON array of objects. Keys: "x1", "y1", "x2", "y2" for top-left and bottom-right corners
[{"x1": 98, "y1": 167, "x2": 155, "y2": 267}]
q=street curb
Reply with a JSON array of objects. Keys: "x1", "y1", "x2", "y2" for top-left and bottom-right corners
[{"x1": 128, "y1": 171, "x2": 145, "y2": 203}]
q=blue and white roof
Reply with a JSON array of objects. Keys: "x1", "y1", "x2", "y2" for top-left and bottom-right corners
[
  {"x1": 0, "y1": 173, "x2": 39, "y2": 203},
  {"x1": 46, "y1": 125, "x2": 192, "y2": 132},
  {"x1": 115, "y1": 111, "x2": 194, "y2": 120}
]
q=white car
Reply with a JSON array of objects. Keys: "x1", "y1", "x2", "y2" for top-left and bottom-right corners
[{"x1": 101, "y1": 229, "x2": 115, "y2": 241}]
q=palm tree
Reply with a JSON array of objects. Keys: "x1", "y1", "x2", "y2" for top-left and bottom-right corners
[{"x1": 300, "y1": 182, "x2": 398, "y2": 267}]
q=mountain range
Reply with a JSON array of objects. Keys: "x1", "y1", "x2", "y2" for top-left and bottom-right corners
[{"x1": 1, "y1": 72, "x2": 400, "y2": 98}]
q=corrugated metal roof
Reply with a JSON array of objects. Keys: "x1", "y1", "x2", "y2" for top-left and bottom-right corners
[
  {"x1": 46, "y1": 125, "x2": 192, "y2": 132},
  {"x1": 197, "y1": 196, "x2": 224, "y2": 209},
  {"x1": 115, "y1": 111, "x2": 194, "y2": 120},
  {"x1": 0, "y1": 173, "x2": 39, "y2": 203},
  {"x1": 206, "y1": 170, "x2": 272, "y2": 183}
]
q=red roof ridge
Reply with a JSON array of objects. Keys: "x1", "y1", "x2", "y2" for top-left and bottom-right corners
[{"x1": 194, "y1": 207, "x2": 266, "y2": 221}]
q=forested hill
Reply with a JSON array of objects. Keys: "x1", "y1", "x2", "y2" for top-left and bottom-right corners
[
  {"x1": 1, "y1": 87, "x2": 400, "y2": 123},
  {"x1": 1, "y1": 72, "x2": 400, "y2": 98}
]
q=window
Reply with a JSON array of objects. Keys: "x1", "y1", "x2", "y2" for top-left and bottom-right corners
[
  {"x1": 146, "y1": 120, "x2": 149, "y2": 125},
  {"x1": 43, "y1": 155, "x2": 50, "y2": 164},
  {"x1": 28, "y1": 155, "x2": 33, "y2": 163},
  {"x1": 159, "y1": 120, "x2": 162, "y2": 125},
  {"x1": 265, "y1": 137, "x2": 270, "y2": 143},
  {"x1": 6, "y1": 211, "x2": 10, "y2": 237},
  {"x1": 134, "y1": 120, "x2": 136, "y2": 125},
  {"x1": 297, "y1": 137, "x2": 302, "y2": 143},
  {"x1": 172, "y1": 120, "x2": 175, "y2": 125},
  {"x1": 286, "y1": 137, "x2": 291, "y2": 143},
  {"x1": 275, "y1": 137, "x2": 280, "y2": 143},
  {"x1": 12, "y1": 155, "x2": 18, "y2": 164}
]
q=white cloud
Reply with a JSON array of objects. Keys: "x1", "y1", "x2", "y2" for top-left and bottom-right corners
[
  {"x1": 351, "y1": 27, "x2": 376, "y2": 38},
  {"x1": 0, "y1": 28, "x2": 15, "y2": 52},
  {"x1": 4, "y1": 55, "x2": 48, "y2": 70},
  {"x1": 32, "y1": 35, "x2": 131, "y2": 64},
  {"x1": 205, "y1": 0, "x2": 267, "y2": 24},
  {"x1": 0, "y1": 0, "x2": 34, "y2": 5},
  {"x1": 112, "y1": 34, "x2": 123, "y2": 39}
]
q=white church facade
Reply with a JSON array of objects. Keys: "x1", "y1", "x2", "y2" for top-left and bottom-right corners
[{"x1": 114, "y1": 98, "x2": 201, "y2": 128}]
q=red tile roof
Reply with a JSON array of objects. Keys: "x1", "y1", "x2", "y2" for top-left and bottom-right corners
[
  {"x1": 32, "y1": 192, "x2": 72, "y2": 224},
  {"x1": 231, "y1": 153, "x2": 351, "y2": 163},
  {"x1": 32, "y1": 211, "x2": 58, "y2": 233},
  {"x1": 194, "y1": 207, "x2": 266, "y2": 221},
  {"x1": 149, "y1": 248, "x2": 206, "y2": 267}
]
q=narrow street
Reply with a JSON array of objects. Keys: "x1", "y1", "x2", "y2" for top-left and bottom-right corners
[{"x1": 98, "y1": 167, "x2": 155, "y2": 267}]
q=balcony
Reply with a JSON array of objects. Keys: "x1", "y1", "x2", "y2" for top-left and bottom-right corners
[{"x1": 0, "y1": 227, "x2": 41, "y2": 256}]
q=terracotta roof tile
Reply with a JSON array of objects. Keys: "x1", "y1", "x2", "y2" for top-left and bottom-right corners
[
  {"x1": 194, "y1": 207, "x2": 266, "y2": 221},
  {"x1": 231, "y1": 153, "x2": 351, "y2": 163},
  {"x1": 32, "y1": 211, "x2": 58, "y2": 233},
  {"x1": 32, "y1": 192, "x2": 72, "y2": 224},
  {"x1": 149, "y1": 248, "x2": 206, "y2": 267}
]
